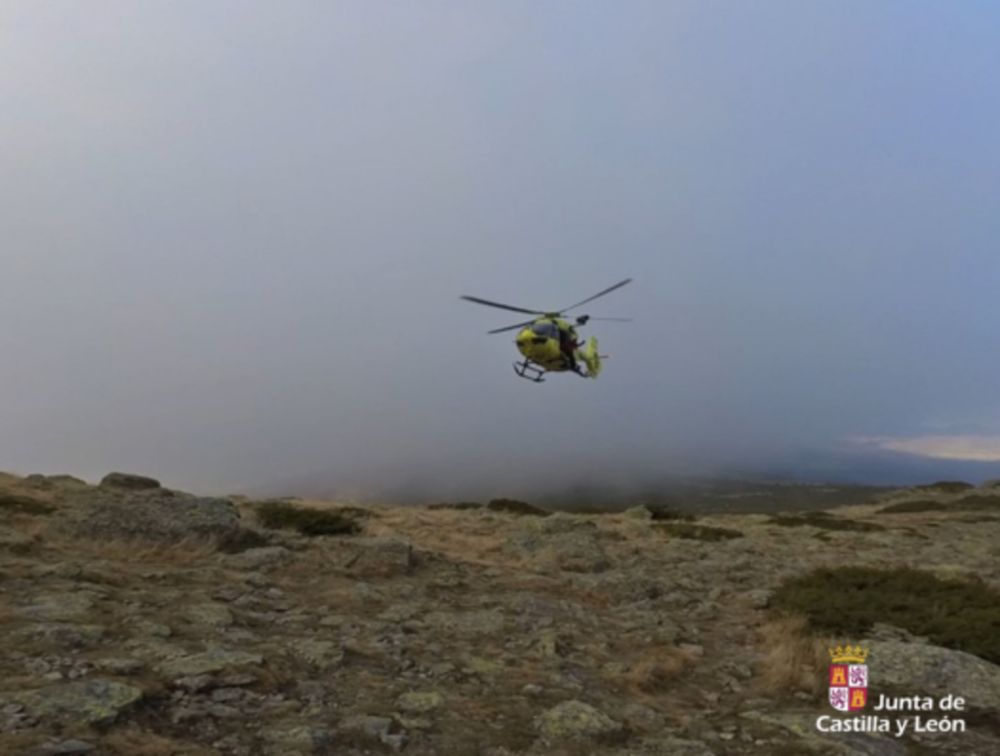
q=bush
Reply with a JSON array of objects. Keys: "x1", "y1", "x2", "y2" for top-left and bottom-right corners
[
  {"x1": 877, "y1": 500, "x2": 948, "y2": 514},
  {"x1": 216, "y1": 527, "x2": 271, "y2": 553},
  {"x1": 654, "y1": 522, "x2": 743, "y2": 541},
  {"x1": 768, "y1": 511, "x2": 885, "y2": 532},
  {"x1": 255, "y1": 500, "x2": 361, "y2": 536},
  {"x1": 647, "y1": 506, "x2": 696, "y2": 522},
  {"x1": 954, "y1": 495, "x2": 1000, "y2": 512},
  {"x1": 428, "y1": 502, "x2": 483, "y2": 511},
  {"x1": 769, "y1": 566, "x2": 1000, "y2": 664},
  {"x1": 878, "y1": 495, "x2": 1000, "y2": 515},
  {"x1": 957, "y1": 515, "x2": 1000, "y2": 524},
  {"x1": 914, "y1": 481, "x2": 974, "y2": 493},
  {"x1": 0, "y1": 494, "x2": 55, "y2": 516},
  {"x1": 486, "y1": 498, "x2": 550, "y2": 517}
]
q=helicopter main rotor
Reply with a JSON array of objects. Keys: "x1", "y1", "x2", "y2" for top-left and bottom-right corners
[{"x1": 460, "y1": 278, "x2": 633, "y2": 334}]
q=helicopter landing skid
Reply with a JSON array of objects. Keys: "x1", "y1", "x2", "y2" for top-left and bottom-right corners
[{"x1": 513, "y1": 360, "x2": 546, "y2": 383}]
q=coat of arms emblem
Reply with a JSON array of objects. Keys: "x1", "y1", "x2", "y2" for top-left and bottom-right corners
[{"x1": 829, "y1": 645, "x2": 869, "y2": 711}]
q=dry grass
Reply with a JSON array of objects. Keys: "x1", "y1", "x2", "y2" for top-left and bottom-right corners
[
  {"x1": 14, "y1": 518, "x2": 50, "y2": 540},
  {"x1": 103, "y1": 727, "x2": 218, "y2": 756},
  {"x1": 620, "y1": 655, "x2": 695, "y2": 693},
  {"x1": 429, "y1": 700, "x2": 541, "y2": 756},
  {"x1": 9, "y1": 474, "x2": 994, "y2": 752},
  {"x1": 0, "y1": 595, "x2": 15, "y2": 625},
  {"x1": 576, "y1": 586, "x2": 615, "y2": 610},
  {"x1": 272, "y1": 546, "x2": 338, "y2": 584},
  {"x1": 42, "y1": 532, "x2": 218, "y2": 567},
  {"x1": 0, "y1": 673, "x2": 49, "y2": 689},
  {"x1": 363, "y1": 507, "x2": 515, "y2": 567},
  {"x1": 0, "y1": 472, "x2": 77, "y2": 507},
  {"x1": 604, "y1": 644, "x2": 700, "y2": 705},
  {"x1": 0, "y1": 733, "x2": 54, "y2": 755},
  {"x1": 753, "y1": 615, "x2": 833, "y2": 697}
]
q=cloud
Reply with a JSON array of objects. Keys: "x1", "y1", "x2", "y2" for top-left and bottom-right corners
[
  {"x1": 1, "y1": 2, "x2": 999, "y2": 494},
  {"x1": 852, "y1": 435, "x2": 1000, "y2": 463}
]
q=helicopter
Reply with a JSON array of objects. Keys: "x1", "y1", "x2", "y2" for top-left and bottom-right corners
[{"x1": 460, "y1": 278, "x2": 632, "y2": 382}]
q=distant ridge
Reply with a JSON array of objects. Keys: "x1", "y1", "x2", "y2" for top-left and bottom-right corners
[{"x1": 245, "y1": 446, "x2": 1000, "y2": 508}]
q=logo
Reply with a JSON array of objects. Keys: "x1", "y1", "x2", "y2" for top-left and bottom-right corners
[{"x1": 829, "y1": 645, "x2": 869, "y2": 712}]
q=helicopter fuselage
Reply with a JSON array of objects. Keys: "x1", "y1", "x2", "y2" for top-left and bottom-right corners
[{"x1": 514, "y1": 317, "x2": 578, "y2": 372}]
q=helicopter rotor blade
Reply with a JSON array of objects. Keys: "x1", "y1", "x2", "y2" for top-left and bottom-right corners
[
  {"x1": 488, "y1": 320, "x2": 535, "y2": 334},
  {"x1": 559, "y1": 278, "x2": 632, "y2": 313},
  {"x1": 459, "y1": 295, "x2": 542, "y2": 316},
  {"x1": 575, "y1": 314, "x2": 632, "y2": 326}
]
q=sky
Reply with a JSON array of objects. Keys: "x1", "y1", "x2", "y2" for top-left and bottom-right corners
[{"x1": 2, "y1": 1, "x2": 999, "y2": 497}]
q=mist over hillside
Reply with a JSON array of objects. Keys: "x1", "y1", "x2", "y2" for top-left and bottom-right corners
[
  {"x1": 3, "y1": 2, "x2": 999, "y2": 514},
  {"x1": 247, "y1": 446, "x2": 1000, "y2": 510}
]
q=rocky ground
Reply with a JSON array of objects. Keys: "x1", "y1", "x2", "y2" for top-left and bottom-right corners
[{"x1": 1, "y1": 472, "x2": 999, "y2": 756}]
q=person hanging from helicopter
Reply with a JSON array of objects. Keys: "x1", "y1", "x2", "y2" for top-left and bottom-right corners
[{"x1": 558, "y1": 324, "x2": 584, "y2": 373}]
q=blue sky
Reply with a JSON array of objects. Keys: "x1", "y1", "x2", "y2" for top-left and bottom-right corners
[{"x1": 2, "y1": 2, "x2": 999, "y2": 494}]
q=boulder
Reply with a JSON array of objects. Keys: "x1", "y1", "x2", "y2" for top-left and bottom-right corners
[
  {"x1": 10, "y1": 679, "x2": 143, "y2": 726},
  {"x1": 535, "y1": 699, "x2": 623, "y2": 741},
  {"x1": 507, "y1": 514, "x2": 610, "y2": 573},
  {"x1": 339, "y1": 537, "x2": 413, "y2": 576},
  {"x1": 99, "y1": 472, "x2": 161, "y2": 490},
  {"x1": 858, "y1": 639, "x2": 1000, "y2": 711},
  {"x1": 60, "y1": 495, "x2": 245, "y2": 546}
]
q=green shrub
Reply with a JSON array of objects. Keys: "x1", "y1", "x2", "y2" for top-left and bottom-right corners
[
  {"x1": 654, "y1": 522, "x2": 743, "y2": 541},
  {"x1": 914, "y1": 481, "x2": 973, "y2": 493},
  {"x1": 486, "y1": 498, "x2": 550, "y2": 517},
  {"x1": 769, "y1": 566, "x2": 1000, "y2": 664},
  {"x1": 559, "y1": 503, "x2": 624, "y2": 515},
  {"x1": 877, "y1": 500, "x2": 948, "y2": 514},
  {"x1": 0, "y1": 493, "x2": 55, "y2": 516},
  {"x1": 23, "y1": 474, "x2": 53, "y2": 490},
  {"x1": 768, "y1": 511, "x2": 885, "y2": 532},
  {"x1": 215, "y1": 527, "x2": 271, "y2": 553},
  {"x1": 255, "y1": 500, "x2": 360, "y2": 536},
  {"x1": 647, "y1": 506, "x2": 696, "y2": 522},
  {"x1": 332, "y1": 505, "x2": 374, "y2": 519},
  {"x1": 48, "y1": 474, "x2": 87, "y2": 486},
  {"x1": 428, "y1": 502, "x2": 484, "y2": 511},
  {"x1": 878, "y1": 495, "x2": 1000, "y2": 515},
  {"x1": 954, "y1": 495, "x2": 1000, "y2": 512},
  {"x1": 957, "y1": 515, "x2": 1000, "y2": 524}
]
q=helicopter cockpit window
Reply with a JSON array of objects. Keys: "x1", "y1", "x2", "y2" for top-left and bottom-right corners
[{"x1": 530, "y1": 322, "x2": 559, "y2": 339}]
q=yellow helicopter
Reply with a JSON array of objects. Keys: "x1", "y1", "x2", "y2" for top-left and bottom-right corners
[{"x1": 461, "y1": 278, "x2": 632, "y2": 382}]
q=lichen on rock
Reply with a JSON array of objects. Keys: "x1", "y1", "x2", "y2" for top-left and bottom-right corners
[
  {"x1": 11, "y1": 679, "x2": 143, "y2": 726},
  {"x1": 535, "y1": 699, "x2": 623, "y2": 740}
]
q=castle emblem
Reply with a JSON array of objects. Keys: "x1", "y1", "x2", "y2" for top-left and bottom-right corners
[{"x1": 829, "y1": 645, "x2": 869, "y2": 712}]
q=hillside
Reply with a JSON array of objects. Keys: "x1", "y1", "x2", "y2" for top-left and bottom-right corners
[{"x1": 1, "y1": 471, "x2": 999, "y2": 755}]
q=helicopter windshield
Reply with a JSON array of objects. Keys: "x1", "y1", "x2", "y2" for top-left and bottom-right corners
[{"x1": 530, "y1": 322, "x2": 559, "y2": 339}]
